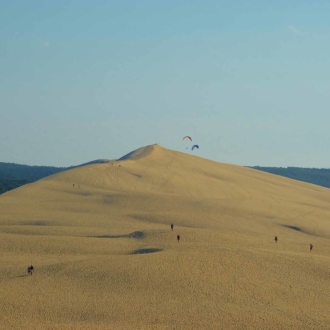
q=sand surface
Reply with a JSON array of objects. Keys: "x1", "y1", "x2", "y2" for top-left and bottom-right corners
[{"x1": 1, "y1": 145, "x2": 330, "y2": 329}]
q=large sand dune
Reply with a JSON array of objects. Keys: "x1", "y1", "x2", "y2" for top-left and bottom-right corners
[{"x1": 1, "y1": 145, "x2": 330, "y2": 329}]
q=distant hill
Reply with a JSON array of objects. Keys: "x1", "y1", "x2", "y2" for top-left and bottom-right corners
[
  {"x1": 0, "y1": 162, "x2": 68, "y2": 194},
  {"x1": 0, "y1": 178, "x2": 31, "y2": 195},
  {"x1": 0, "y1": 162, "x2": 69, "y2": 181},
  {"x1": 2, "y1": 160, "x2": 330, "y2": 195},
  {"x1": 0, "y1": 159, "x2": 116, "y2": 194},
  {"x1": 250, "y1": 166, "x2": 330, "y2": 189}
]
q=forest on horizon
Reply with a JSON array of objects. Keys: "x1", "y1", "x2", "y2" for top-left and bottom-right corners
[{"x1": 1, "y1": 162, "x2": 330, "y2": 195}]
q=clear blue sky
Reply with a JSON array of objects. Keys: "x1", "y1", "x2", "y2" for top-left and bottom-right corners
[{"x1": 1, "y1": 0, "x2": 330, "y2": 167}]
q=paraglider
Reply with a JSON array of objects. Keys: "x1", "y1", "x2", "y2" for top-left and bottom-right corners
[
  {"x1": 191, "y1": 145, "x2": 199, "y2": 151},
  {"x1": 182, "y1": 136, "x2": 192, "y2": 141}
]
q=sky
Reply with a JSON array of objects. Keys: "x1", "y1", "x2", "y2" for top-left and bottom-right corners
[{"x1": 1, "y1": 0, "x2": 330, "y2": 167}]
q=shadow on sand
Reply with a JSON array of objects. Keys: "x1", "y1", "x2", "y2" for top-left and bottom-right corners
[
  {"x1": 11, "y1": 274, "x2": 28, "y2": 279},
  {"x1": 131, "y1": 248, "x2": 162, "y2": 255},
  {"x1": 91, "y1": 231, "x2": 146, "y2": 239},
  {"x1": 282, "y1": 225, "x2": 302, "y2": 232}
]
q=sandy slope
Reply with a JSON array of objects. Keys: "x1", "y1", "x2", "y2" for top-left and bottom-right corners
[{"x1": 1, "y1": 145, "x2": 330, "y2": 329}]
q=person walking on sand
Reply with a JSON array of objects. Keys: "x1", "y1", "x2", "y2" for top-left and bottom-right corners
[
  {"x1": 177, "y1": 234, "x2": 180, "y2": 242},
  {"x1": 275, "y1": 236, "x2": 278, "y2": 243},
  {"x1": 310, "y1": 244, "x2": 313, "y2": 252},
  {"x1": 171, "y1": 224, "x2": 174, "y2": 231},
  {"x1": 27, "y1": 265, "x2": 34, "y2": 275}
]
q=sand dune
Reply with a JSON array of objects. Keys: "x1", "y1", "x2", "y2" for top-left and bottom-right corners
[{"x1": 1, "y1": 145, "x2": 330, "y2": 329}]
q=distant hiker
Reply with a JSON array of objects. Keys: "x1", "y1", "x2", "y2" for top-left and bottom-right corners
[
  {"x1": 310, "y1": 244, "x2": 313, "y2": 252},
  {"x1": 177, "y1": 235, "x2": 180, "y2": 242},
  {"x1": 275, "y1": 236, "x2": 278, "y2": 243},
  {"x1": 27, "y1": 265, "x2": 34, "y2": 275},
  {"x1": 171, "y1": 224, "x2": 174, "y2": 231},
  {"x1": 73, "y1": 184, "x2": 75, "y2": 187}
]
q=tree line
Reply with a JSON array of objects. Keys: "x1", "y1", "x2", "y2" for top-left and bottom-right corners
[
  {"x1": 249, "y1": 166, "x2": 330, "y2": 189},
  {"x1": 1, "y1": 162, "x2": 330, "y2": 195},
  {"x1": 0, "y1": 162, "x2": 68, "y2": 195}
]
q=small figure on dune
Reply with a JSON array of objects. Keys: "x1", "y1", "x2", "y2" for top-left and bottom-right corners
[
  {"x1": 171, "y1": 224, "x2": 174, "y2": 231},
  {"x1": 275, "y1": 236, "x2": 278, "y2": 243},
  {"x1": 177, "y1": 234, "x2": 180, "y2": 242},
  {"x1": 73, "y1": 184, "x2": 75, "y2": 187},
  {"x1": 27, "y1": 265, "x2": 34, "y2": 275},
  {"x1": 310, "y1": 244, "x2": 313, "y2": 252}
]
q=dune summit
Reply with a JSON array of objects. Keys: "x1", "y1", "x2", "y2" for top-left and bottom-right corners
[{"x1": 1, "y1": 145, "x2": 330, "y2": 329}]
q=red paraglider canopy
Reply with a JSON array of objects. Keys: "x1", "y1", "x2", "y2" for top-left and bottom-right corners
[{"x1": 182, "y1": 136, "x2": 192, "y2": 141}]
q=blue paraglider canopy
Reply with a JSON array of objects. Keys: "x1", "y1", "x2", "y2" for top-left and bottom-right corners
[{"x1": 191, "y1": 145, "x2": 199, "y2": 151}]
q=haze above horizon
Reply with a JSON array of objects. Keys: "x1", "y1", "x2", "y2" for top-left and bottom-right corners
[{"x1": 1, "y1": 1, "x2": 330, "y2": 167}]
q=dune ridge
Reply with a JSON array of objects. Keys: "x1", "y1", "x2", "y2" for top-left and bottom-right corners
[{"x1": 1, "y1": 145, "x2": 330, "y2": 329}]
